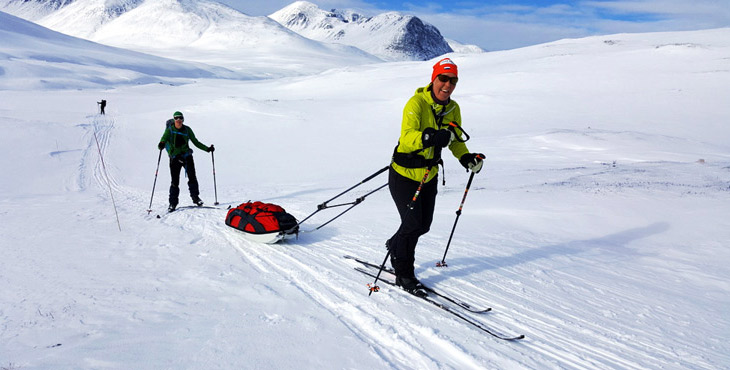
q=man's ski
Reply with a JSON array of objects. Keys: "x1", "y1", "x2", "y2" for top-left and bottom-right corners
[
  {"x1": 154, "y1": 204, "x2": 221, "y2": 218},
  {"x1": 353, "y1": 267, "x2": 525, "y2": 341},
  {"x1": 344, "y1": 255, "x2": 491, "y2": 314}
]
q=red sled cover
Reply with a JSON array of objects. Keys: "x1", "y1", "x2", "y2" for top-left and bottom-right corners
[{"x1": 225, "y1": 201, "x2": 298, "y2": 235}]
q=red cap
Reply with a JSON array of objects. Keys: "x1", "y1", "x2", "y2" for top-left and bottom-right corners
[{"x1": 432, "y1": 58, "x2": 458, "y2": 82}]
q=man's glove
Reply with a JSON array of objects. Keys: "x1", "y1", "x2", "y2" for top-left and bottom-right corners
[
  {"x1": 158, "y1": 142, "x2": 165, "y2": 150},
  {"x1": 459, "y1": 153, "x2": 485, "y2": 173},
  {"x1": 209, "y1": 145, "x2": 215, "y2": 152},
  {"x1": 422, "y1": 128, "x2": 453, "y2": 148}
]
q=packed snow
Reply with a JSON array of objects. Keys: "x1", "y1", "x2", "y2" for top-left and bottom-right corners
[{"x1": 1, "y1": 10, "x2": 729, "y2": 369}]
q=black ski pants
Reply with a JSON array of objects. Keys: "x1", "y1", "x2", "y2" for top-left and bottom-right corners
[
  {"x1": 387, "y1": 167, "x2": 438, "y2": 278},
  {"x1": 169, "y1": 154, "x2": 200, "y2": 206}
]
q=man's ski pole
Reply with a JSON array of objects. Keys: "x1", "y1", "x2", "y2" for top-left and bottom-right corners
[
  {"x1": 437, "y1": 155, "x2": 483, "y2": 267},
  {"x1": 147, "y1": 148, "x2": 163, "y2": 214},
  {"x1": 211, "y1": 149, "x2": 219, "y2": 205}
]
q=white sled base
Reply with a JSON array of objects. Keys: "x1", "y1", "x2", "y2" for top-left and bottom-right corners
[{"x1": 237, "y1": 229, "x2": 297, "y2": 244}]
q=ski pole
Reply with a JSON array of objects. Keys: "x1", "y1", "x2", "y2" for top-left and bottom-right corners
[
  {"x1": 437, "y1": 166, "x2": 479, "y2": 267},
  {"x1": 370, "y1": 147, "x2": 441, "y2": 295},
  {"x1": 94, "y1": 129, "x2": 121, "y2": 231},
  {"x1": 211, "y1": 149, "x2": 219, "y2": 205},
  {"x1": 147, "y1": 148, "x2": 163, "y2": 214}
]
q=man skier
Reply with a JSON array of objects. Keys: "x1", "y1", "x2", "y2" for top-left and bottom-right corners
[
  {"x1": 157, "y1": 111, "x2": 214, "y2": 212},
  {"x1": 387, "y1": 58, "x2": 484, "y2": 297}
]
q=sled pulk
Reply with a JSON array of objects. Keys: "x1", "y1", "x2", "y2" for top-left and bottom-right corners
[{"x1": 225, "y1": 201, "x2": 299, "y2": 244}]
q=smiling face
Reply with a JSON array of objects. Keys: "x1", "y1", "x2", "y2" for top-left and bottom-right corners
[
  {"x1": 174, "y1": 117, "x2": 183, "y2": 129},
  {"x1": 432, "y1": 73, "x2": 457, "y2": 102}
]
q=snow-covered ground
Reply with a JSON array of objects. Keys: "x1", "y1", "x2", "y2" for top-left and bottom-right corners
[{"x1": 1, "y1": 14, "x2": 729, "y2": 369}]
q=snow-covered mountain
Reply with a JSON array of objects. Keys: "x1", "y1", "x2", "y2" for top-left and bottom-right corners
[
  {"x1": 269, "y1": 1, "x2": 455, "y2": 61},
  {"x1": 0, "y1": 0, "x2": 73, "y2": 20},
  {"x1": 0, "y1": 0, "x2": 381, "y2": 76},
  {"x1": 447, "y1": 38, "x2": 487, "y2": 53},
  {"x1": 0, "y1": 10, "x2": 241, "y2": 89}
]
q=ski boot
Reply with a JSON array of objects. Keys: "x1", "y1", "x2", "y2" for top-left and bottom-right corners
[{"x1": 396, "y1": 276, "x2": 428, "y2": 298}]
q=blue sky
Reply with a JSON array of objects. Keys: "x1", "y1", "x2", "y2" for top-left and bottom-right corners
[{"x1": 220, "y1": 0, "x2": 730, "y2": 50}]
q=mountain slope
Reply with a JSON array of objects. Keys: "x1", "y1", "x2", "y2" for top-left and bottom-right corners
[
  {"x1": 0, "y1": 10, "x2": 239, "y2": 89},
  {"x1": 269, "y1": 1, "x2": 454, "y2": 61},
  {"x1": 0, "y1": 0, "x2": 381, "y2": 76},
  {"x1": 0, "y1": 0, "x2": 73, "y2": 20}
]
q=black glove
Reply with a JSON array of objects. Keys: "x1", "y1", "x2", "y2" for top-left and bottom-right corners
[
  {"x1": 158, "y1": 142, "x2": 165, "y2": 150},
  {"x1": 459, "y1": 153, "x2": 485, "y2": 173},
  {"x1": 209, "y1": 145, "x2": 215, "y2": 152},
  {"x1": 422, "y1": 128, "x2": 453, "y2": 148}
]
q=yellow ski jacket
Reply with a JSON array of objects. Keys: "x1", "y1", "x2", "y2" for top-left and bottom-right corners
[{"x1": 391, "y1": 85, "x2": 470, "y2": 183}]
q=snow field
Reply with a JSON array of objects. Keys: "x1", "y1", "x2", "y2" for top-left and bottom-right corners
[{"x1": 1, "y1": 26, "x2": 730, "y2": 369}]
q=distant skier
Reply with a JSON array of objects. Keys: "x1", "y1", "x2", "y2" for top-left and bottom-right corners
[
  {"x1": 97, "y1": 99, "x2": 106, "y2": 115},
  {"x1": 386, "y1": 58, "x2": 484, "y2": 297},
  {"x1": 157, "y1": 111, "x2": 214, "y2": 212}
]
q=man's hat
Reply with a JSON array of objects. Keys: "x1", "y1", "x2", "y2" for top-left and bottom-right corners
[{"x1": 173, "y1": 111, "x2": 184, "y2": 118}]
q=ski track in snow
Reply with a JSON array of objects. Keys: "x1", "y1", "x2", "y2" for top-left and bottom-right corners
[
  {"x1": 60, "y1": 112, "x2": 728, "y2": 369},
  {"x1": 220, "y1": 223, "x2": 494, "y2": 369}
]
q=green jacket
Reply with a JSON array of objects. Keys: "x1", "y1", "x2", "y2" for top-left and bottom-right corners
[
  {"x1": 160, "y1": 124, "x2": 210, "y2": 158},
  {"x1": 391, "y1": 85, "x2": 470, "y2": 183}
]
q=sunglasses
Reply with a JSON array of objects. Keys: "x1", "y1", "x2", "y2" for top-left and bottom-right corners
[
  {"x1": 174, "y1": 117, "x2": 184, "y2": 121},
  {"x1": 436, "y1": 74, "x2": 458, "y2": 85}
]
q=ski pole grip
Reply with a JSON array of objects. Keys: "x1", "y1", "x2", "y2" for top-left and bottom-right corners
[{"x1": 448, "y1": 121, "x2": 470, "y2": 142}]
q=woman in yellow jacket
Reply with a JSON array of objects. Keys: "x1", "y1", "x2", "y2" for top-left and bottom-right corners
[{"x1": 388, "y1": 58, "x2": 484, "y2": 297}]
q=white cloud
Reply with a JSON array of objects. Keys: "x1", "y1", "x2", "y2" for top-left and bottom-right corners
[{"x1": 404, "y1": 0, "x2": 730, "y2": 50}]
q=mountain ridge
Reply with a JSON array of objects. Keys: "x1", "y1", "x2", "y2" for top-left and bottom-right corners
[
  {"x1": 0, "y1": 0, "x2": 480, "y2": 62},
  {"x1": 269, "y1": 1, "x2": 455, "y2": 61}
]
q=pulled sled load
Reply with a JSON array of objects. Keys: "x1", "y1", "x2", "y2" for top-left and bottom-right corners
[
  {"x1": 223, "y1": 166, "x2": 390, "y2": 244},
  {"x1": 225, "y1": 201, "x2": 299, "y2": 244}
]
